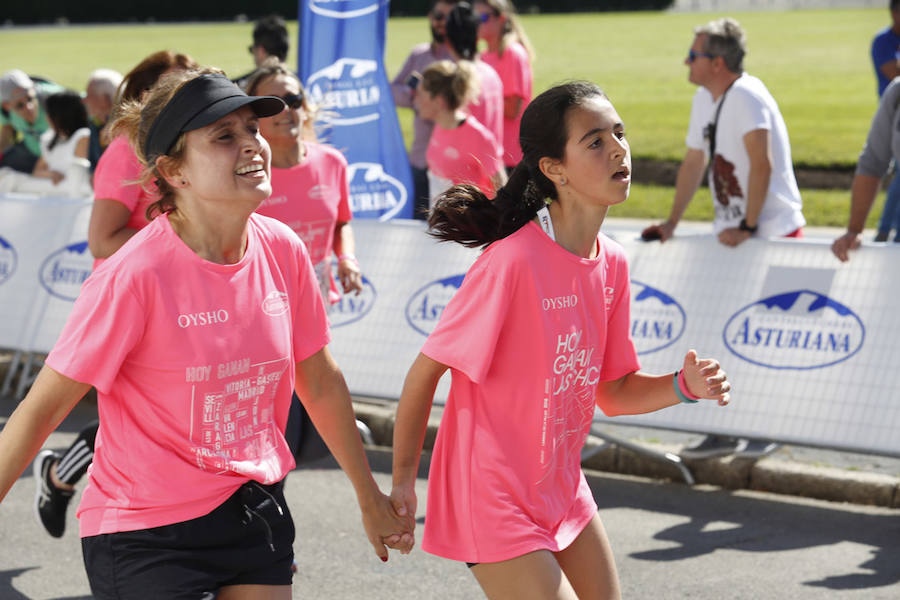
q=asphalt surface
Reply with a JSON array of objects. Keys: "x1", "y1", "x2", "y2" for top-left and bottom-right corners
[{"x1": 1, "y1": 397, "x2": 899, "y2": 599}]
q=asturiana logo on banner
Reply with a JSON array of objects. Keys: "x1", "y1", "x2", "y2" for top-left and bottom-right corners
[
  {"x1": 629, "y1": 280, "x2": 686, "y2": 355},
  {"x1": 406, "y1": 273, "x2": 465, "y2": 336},
  {"x1": 39, "y1": 241, "x2": 93, "y2": 301},
  {"x1": 0, "y1": 236, "x2": 17, "y2": 285},
  {"x1": 309, "y1": 0, "x2": 379, "y2": 19},
  {"x1": 330, "y1": 273, "x2": 376, "y2": 327},
  {"x1": 307, "y1": 58, "x2": 380, "y2": 126},
  {"x1": 347, "y1": 162, "x2": 408, "y2": 220},
  {"x1": 723, "y1": 290, "x2": 865, "y2": 370}
]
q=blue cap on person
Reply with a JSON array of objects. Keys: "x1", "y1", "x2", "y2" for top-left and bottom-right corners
[{"x1": 144, "y1": 72, "x2": 285, "y2": 159}]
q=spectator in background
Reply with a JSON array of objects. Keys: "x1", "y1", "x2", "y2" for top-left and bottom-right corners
[
  {"x1": 0, "y1": 69, "x2": 64, "y2": 173},
  {"x1": 83, "y1": 69, "x2": 123, "y2": 171},
  {"x1": 474, "y1": 0, "x2": 534, "y2": 171},
  {"x1": 445, "y1": 2, "x2": 504, "y2": 157},
  {"x1": 416, "y1": 60, "x2": 506, "y2": 200},
  {"x1": 391, "y1": 0, "x2": 458, "y2": 219},
  {"x1": 832, "y1": 76, "x2": 900, "y2": 261},
  {"x1": 870, "y1": 1, "x2": 900, "y2": 242},
  {"x1": 32, "y1": 50, "x2": 197, "y2": 540},
  {"x1": 234, "y1": 14, "x2": 290, "y2": 90},
  {"x1": 642, "y1": 17, "x2": 804, "y2": 460},
  {"x1": 0, "y1": 90, "x2": 91, "y2": 197}
]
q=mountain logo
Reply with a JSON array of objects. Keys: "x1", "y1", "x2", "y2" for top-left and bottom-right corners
[
  {"x1": 405, "y1": 273, "x2": 465, "y2": 336},
  {"x1": 629, "y1": 280, "x2": 686, "y2": 355},
  {"x1": 39, "y1": 241, "x2": 93, "y2": 301}
]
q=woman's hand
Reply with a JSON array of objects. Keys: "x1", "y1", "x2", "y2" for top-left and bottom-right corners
[
  {"x1": 681, "y1": 349, "x2": 731, "y2": 406},
  {"x1": 337, "y1": 256, "x2": 363, "y2": 295},
  {"x1": 359, "y1": 488, "x2": 416, "y2": 559}
]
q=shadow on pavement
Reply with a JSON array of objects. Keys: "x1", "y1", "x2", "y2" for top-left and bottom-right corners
[{"x1": 588, "y1": 472, "x2": 900, "y2": 591}]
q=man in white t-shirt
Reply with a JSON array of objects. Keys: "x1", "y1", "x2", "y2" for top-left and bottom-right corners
[
  {"x1": 642, "y1": 17, "x2": 805, "y2": 248},
  {"x1": 643, "y1": 17, "x2": 804, "y2": 459}
]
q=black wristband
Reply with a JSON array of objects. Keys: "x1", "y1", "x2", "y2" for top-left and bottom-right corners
[{"x1": 739, "y1": 218, "x2": 758, "y2": 234}]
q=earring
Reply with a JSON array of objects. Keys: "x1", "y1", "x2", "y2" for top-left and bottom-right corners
[{"x1": 560, "y1": 177, "x2": 567, "y2": 185}]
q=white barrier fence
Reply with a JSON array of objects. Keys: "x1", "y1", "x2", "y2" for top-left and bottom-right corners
[{"x1": 2, "y1": 195, "x2": 898, "y2": 457}]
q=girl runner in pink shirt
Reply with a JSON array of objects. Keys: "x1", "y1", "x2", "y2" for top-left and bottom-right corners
[
  {"x1": 246, "y1": 60, "x2": 363, "y2": 305},
  {"x1": 390, "y1": 81, "x2": 731, "y2": 599},
  {"x1": 417, "y1": 60, "x2": 506, "y2": 201},
  {"x1": 475, "y1": 0, "x2": 535, "y2": 169},
  {"x1": 0, "y1": 69, "x2": 411, "y2": 599}
]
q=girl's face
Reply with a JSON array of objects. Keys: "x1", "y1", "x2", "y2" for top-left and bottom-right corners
[
  {"x1": 475, "y1": 3, "x2": 504, "y2": 43},
  {"x1": 254, "y1": 74, "x2": 306, "y2": 146},
  {"x1": 414, "y1": 86, "x2": 443, "y2": 121},
  {"x1": 176, "y1": 106, "x2": 272, "y2": 211},
  {"x1": 554, "y1": 96, "x2": 631, "y2": 208}
]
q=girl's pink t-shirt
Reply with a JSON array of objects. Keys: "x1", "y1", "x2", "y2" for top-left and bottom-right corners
[
  {"x1": 92, "y1": 135, "x2": 156, "y2": 233},
  {"x1": 467, "y1": 59, "x2": 505, "y2": 156},
  {"x1": 255, "y1": 142, "x2": 352, "y2": 304},
  {"x1": 426, "y1": 116, "x2": 503, "y2": 197},
  {"x1": 46, "y1": 213, "x2": 329, "y2": 537},
  {"x1": 481, "y1": 42, "x2": 533, "y2": 167},
  {"x1": 420, "y1": 222, "x2": 640, "y2": 563}
]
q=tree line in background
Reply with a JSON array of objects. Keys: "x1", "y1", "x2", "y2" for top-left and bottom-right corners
[{"x1": 5, "y1": 0, "x2": 674, "y2": 25}]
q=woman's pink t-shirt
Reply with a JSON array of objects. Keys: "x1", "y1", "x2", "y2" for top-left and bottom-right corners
[
  {"x1": 426, "y1": 116, "x2": 503, "y2": 197},
  {"x1": 467, "y1": 59, "x2": 505, "y2": 156},
  {"x1": 92, "y1": 135, "x2": 156, "y2": 232},
  {"x1": 419, "y1": 221, "x2": 640, "y2": 563},
  {"x1": 481, "y1": 42, "x2": 533, "y2": 167},
  {"x1": 255, "y1": 142, "x2": 352, "y2": 304},
  {"x1": 46, "y1": 213, "x2": 329, "y2": 537}
]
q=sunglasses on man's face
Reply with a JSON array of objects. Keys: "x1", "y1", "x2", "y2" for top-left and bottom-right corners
[
  {"x1": 430, "y1": 11, "x2": 446, "y2": 22},
  {"x1": 479, "y1": 12, "x2": 493, "y2": 23},
  {"x1": 687, "y1": 49, "x2": 715, "y2": 63},
  {"x1": 12, "y1": 92, "x2": 36, "y2": 112},
  {"x1": 278, "y1": 93, "x2": 304, "y2": 110}
]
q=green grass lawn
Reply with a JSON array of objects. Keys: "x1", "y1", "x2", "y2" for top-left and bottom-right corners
[{"x1": 0, "y1": 9, "x2": 886, "y2": 227}]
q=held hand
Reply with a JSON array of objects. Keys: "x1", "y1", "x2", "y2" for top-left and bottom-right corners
[
  {"x1": 49, "y1": 171, "x2": 65, "y2": 185},
  {"x1": 388, "y1": 483, "x2": 418, "y2": 554},
  {"x1": 360, "y1": 490, "x2": 416, "y2": 561},
  {"x1": 337, "y1": 258, "x2": 363, "y2": 295},
  {"x1": 681, "y1": 349, "x2": 731, "y2": 406},
  {"x1": 831, "y1": 232, "x2": 861, "y2": 262},
  {"x1": 641, "y1": 221, "x2": 676, "y2": 243},
  {"x1": 717, "y1": 227, "x2": 752, "y2": 247}
]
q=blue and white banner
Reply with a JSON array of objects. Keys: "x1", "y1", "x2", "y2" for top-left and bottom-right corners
[{"x1": 298, "y1": 0, "x2": 413, "y2": 220}]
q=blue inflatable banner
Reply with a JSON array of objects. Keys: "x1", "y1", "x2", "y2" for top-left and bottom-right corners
[{"x1": 298, "y1": 0, "x2": 413, "y2": 220}]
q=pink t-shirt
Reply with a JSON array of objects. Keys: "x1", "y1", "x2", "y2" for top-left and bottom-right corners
[
  {"x1": 482, "y1": 42, "x2": 533, "y2": 167},
  {"x1": 420, "y1": 221, "x2": 640, "y2": 563},
  {"x1": 426, "y1": 116, "x2": 503, "y2": 197},
  {"x1": 255, "y1": 142, "x2": 352, "y2": 304},
  {"x1": 46, "y1": 213, "x2": 329, "y2": 537},
  {"x1": 92, "y1": 135, "x2": 156, "y2": 233},
  {"x1": 467, "y1": 59, "x2": 504, "y2": 157}
]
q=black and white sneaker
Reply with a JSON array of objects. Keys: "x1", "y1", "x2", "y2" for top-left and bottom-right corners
[
  {"x1": 33, "y1": 450, "x2": 73, "y2": 538},
  {"x1": 679, "y1": 435, "x2": 745, "y2": 459}
]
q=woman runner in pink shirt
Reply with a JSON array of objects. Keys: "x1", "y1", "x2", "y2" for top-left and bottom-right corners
[
  {"x1": 475, "y1": 0, "x2": 535, "y2": 170},
  {"x1": 246, "y1": 59, "x2": 363, "y2": 304},
  {"x1": 0, "y1": 68, "x2": 411, "y2": 600},
  {"x1": 390, "y1": 81, "x2": 731, "y2": 599},
  {"x1": 417, "y1": 60, "x2": 506, "y2": 201}
]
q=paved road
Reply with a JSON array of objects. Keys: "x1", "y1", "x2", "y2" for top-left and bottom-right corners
[{"x1": 1, "y1": 397, "x2": 898, "y2": 599}]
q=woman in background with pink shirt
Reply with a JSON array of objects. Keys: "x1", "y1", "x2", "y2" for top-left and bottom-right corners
[
  {"x1": 88, "y1": 50, "x2": 197, "y2": 263},
  {"x1": 0, "y1": 68, "x2": 410, "y2": 599},
  {"x1": 30, "y1": 50, "x2": 199, "y2": 543},
  {"x1": 417, "y1": 60, "x2": 506, "y2": 202},
  {"x1": 390, "y1": 82, "x2": 731, "y2": 599},
  {"x1": 246, "y1": 59, "x2": 362, "y2": 304},
  {"x1": 475, "y1": 0, "x2": 534, "y2": 171}
]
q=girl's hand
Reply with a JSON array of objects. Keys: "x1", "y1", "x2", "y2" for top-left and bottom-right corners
[
  {"x1": 388, "y1": 483, "x2": 418, "y2": 553},
  {"x1": 682, "y1": 349, "x2": 731, "y2": 406},
  {"x1": 337, "y1": 256, "x2": 363, "y2": 295},
  {"x1": 360, "y1": 490, "x2": 416, "y2": 560}
]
